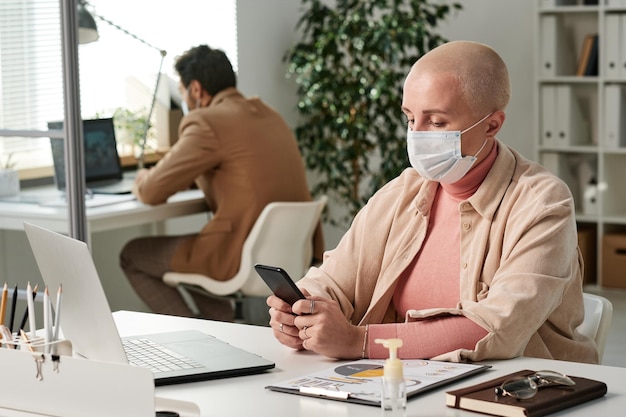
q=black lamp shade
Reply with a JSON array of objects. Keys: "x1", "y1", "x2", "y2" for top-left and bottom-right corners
[{"x1": 78, "y1": 3, "x2": 99, "y2": 44}]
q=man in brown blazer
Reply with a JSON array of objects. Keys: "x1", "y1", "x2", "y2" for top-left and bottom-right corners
[{"x1": 120, "y1": 45, "x2": 323, "y2": 320}]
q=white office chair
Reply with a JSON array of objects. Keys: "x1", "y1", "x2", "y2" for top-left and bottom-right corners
[
  {"x1": 577, "y1": 292, "x2": 613, "y2": 362},
  {"x1": 162, "y1": 196, "x2": 327, "y2": 322}
]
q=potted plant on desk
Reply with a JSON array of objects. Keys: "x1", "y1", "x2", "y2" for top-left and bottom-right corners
[
  {"x1": 0, "y1": 153, "x2": 19, "y2": 197},
  {"x1": 112, "y1": 107, "x2": 154, "y2": 158}
]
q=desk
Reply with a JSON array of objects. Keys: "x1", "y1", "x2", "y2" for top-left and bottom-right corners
[
  {"x1": 113, "y1": 310, "x2": 626, "y2": 417},
  {"x1": 0, "y1": 188, "x2": 208, "y2": 236},
  {"x1": 0, "y1": 189, "x2": 208, "y2": 311}
]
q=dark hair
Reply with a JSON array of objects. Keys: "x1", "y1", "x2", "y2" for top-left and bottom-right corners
[{"x1": 174, "y1": 45, "x2": 236, "y2": 95}]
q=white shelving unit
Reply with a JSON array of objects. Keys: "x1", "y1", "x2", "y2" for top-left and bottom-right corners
[{"x1": 536, "y1": 0, "x2": 626, "y2": 287}]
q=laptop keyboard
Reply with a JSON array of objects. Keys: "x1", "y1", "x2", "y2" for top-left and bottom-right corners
[{"x1": 123, "y1": 338, "x2": 204, "y2": 374}]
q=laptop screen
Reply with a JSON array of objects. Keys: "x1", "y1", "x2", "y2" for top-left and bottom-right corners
[{"x1": 49, "y1": 118, "x2": 123, "y2": 190}]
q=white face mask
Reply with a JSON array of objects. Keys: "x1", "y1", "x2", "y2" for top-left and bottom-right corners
[
  {"x1": 180, "y1": 85, "x2": 202, "y2": 115},
  {"x1": 181, "y1": 100, "x2": 190, "y2": 116},
  {"x1": 406, "y1": 113, "x2": 492, "y2": 184}
]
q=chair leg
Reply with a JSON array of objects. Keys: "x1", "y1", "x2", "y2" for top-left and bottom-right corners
[
  {"x1": 175, "y1": 284, "x2": 241, "y2": 322},
  {"x1": 233, "y1": 292, "x2": 245, "y2": 324},
  {"x1": 176, "y1": 285, "x2": 202, "y2": 317}
]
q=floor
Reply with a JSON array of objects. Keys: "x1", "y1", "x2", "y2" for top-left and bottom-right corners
[{"x1": 583, "y1": 286, "x2": 626, "y2": 367}]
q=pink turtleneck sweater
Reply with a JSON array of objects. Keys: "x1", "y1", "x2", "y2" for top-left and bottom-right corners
[{"x1": 368, "y1": 140, "x2": 499, "y2": 359}]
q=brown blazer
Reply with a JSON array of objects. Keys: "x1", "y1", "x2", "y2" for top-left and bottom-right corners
[{"x1": 133, "y1": 88, "x2": 323, "y2": 280}]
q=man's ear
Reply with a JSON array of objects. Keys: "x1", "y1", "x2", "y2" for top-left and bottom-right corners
[
  {"x1": 189, "y1": 80, "x2": 213, "y2": 106},
  {"x1": 187, "y1": 80, "x2": 201, "y2": 96}
]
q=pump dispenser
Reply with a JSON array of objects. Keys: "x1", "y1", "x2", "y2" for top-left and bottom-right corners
[{"x1": 375, "y1": 338, "x2": 407, "y2": 417}]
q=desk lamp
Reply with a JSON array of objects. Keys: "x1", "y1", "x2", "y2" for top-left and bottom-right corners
[{"x1": 77, "y1": 0, "x2": 167, "y2": 169}]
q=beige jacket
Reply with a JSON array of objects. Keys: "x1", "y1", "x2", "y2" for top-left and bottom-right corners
[
  {"x1": 134, "y1": 88, "x2": 323, "y2": 280},
  {"x1": 299, "y1": 142, "x2": 598, "y2": 364}
]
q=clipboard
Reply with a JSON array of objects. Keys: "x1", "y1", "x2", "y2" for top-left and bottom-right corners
[{"x1": 266, "y1": 359, "x2": 491, "y2": 406}]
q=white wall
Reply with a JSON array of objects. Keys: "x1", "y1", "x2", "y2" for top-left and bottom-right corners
[
  {"x1": 438, "y1": 1, "x2": 535, "y2": 160},
  {"x1": 237, "y1": 0, "x2": 536, "y2": 250},
  {"x1": 236, "y1": 0, "x2": 301, "y2": 123}
]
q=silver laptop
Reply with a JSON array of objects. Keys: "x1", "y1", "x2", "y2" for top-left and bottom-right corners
[
  {"x1": 48, "y1": 118, "x2": 136, "y2": 195},
  {"x1": 23, "y1": 222, "x2": 275, "y2": 386}
]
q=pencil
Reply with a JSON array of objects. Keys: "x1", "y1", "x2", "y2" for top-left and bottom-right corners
[
  {"x1": 8, "y1": 284, "x2": 17, "y2": 334},
  {"x1": 0, "y1": 282, "x2": 7, "y2": 325},
  {"x1": 51, "y1": 285, "x2": 63, "y2": 355},
  {"x1": 53, "y1": 284, "x2": 62, "y2": 342},
  {"x1": 19, "y1": 329, "x2": 34, "y2": 352},
  {"x1": 28, "y1": 283, "x2": 38, "y2": 338},
  {"x1": 43, "y1": 286, "x2": 50, "y2": 351},
  {"x1": 19, "y1": 283, "x2": 39, "y2": 334}
]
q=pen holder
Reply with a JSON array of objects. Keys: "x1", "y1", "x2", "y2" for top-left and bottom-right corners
[
  {"x1": 21, "y1": 337, "x2": 73, "y2": 356},
  {"x1": 0, "y1": 346, "x2": 158, "y2": 416},
  {"x1": 2, "y1": 333, "x2": 72, "y2": 357}
]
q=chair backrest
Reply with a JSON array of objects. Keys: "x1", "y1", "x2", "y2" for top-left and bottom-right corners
[
  {"x1": 577, "y1": 292, "x2": 613, "y2": 362},
  {"x1": 238, "y1": 196, "x2": 326, "y2": 297},
  {"x1": 162, "y1": 197, "x2": 326, "y2": 299}
]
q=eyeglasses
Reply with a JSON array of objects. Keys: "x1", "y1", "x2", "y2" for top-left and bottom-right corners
[{"x1": 495, "y1": 370, "x2": 576, "y2": 400}]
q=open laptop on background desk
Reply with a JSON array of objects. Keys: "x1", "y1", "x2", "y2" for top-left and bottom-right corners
[
  {"x1": 24, "y1": 222, "x2": 275, "y2": 386},
  {"x1": 48, "y1": 118, "x2": 136, "y2": 195}
]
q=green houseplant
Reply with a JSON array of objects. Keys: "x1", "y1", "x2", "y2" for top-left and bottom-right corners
[
  {"x1": 285, "y1": 0, "x2": 461, "y2": 225},
  {"x1": 112, "y1": 107, "x2": 150, "y2": 150},
  {"x1": 0, "y1": 153, "x2": 19, "y2": 197}
]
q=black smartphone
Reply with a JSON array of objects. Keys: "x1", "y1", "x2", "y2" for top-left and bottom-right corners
[{"x1": 254, "y1": 264, "x2": 306, "y2": 305}]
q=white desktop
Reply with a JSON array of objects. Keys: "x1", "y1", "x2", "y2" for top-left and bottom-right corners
[
  {"x1": 114, "y1": 311, "x2": 625, "y2": 417},
  {"x1": 0, "y1": 310, "x2": 622, "y2": 416}
]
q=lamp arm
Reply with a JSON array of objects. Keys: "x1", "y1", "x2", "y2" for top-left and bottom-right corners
[
  {"x1": 81, "y1": 1, "x2": 167, "y2": 169},
  {"x1": 137, "y1": 51, "x2": 166, "y2": 169},
  {"x1": 90, "y1": 11, "x2": 165, "y2": 56}
]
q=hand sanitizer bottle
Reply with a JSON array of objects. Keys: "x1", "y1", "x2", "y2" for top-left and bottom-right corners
[{"x1": 375, "y1": 338, "x2": 407, "y2": 417}]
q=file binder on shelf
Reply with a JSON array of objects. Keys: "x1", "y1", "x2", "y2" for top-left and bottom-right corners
[
  {"x1": 620, "y1": 15, "x2": 626, "y2": 79},
  {"x1": 605, "y1": 14, "x2": 620, "y2": 79},
  {"x1": 605, "y1": 84, "x2": 626, "y2": 149},
  {"x1": 602, "y1": 14, "x2": 626, "y2": 80},
  {"x1": 541, "y1": 85, "x2": 557, "y2": 147},
  {"x1": 555, "y1": 85, "x2": 588, "y2": 147},
  {"x1": 540, "y1": 15, "x2": 575, "y2": 77},
  {"x1": 541, "y1": 85, "x2": 589, "y2": 148}
]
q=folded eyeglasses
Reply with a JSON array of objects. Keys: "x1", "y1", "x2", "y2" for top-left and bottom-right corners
[{"x1": 495, "y1": 370, "x2": 576, "y2": 400}]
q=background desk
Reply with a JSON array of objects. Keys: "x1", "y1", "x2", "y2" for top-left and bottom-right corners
[
  {"x1": 0, "y1": 188, "x2": 207, "y2": 236},
  {"x1": 114, "y1": 310, "x2": 626, "y2": 417},
  {"x1": 0, "y1": 190, "x2": 208, "y2": 311}
]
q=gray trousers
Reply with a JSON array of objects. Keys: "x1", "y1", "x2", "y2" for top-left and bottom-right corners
[{"x1": 119, "y1": 234, "x2": 234, "y2": 321}]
